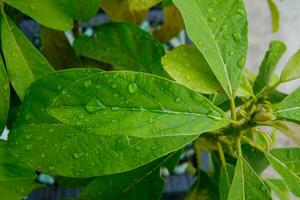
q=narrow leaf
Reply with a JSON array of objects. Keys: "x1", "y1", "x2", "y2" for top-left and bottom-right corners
[
  {"x1": 265, "y1": 179, "x2": 290, "y2": 200},
  {"x1": 174, "y1": 0, "x2": 248, "y2": 97},
  {"x1": 274, "y1": 87, "x2": 300, "y2": 124},
  {"x1": 153, "y1": 6, "x2": 184, "y2": 43},
  {"x1": 227, "y1": 157, "x2": 272, "y2": 200},
  {"x1": 1, "y1": 14, "x2": 54, "y2": 100},
  {"x1": 280, "y1": 49, "x2": 300, "y2": 83},
  {"x1": 9, "y1": 69, "x2": 229, "y2": 177},
  {"x1": 74, "y1": 23, "x2": 168, "y2": 77},
  {"x1": 266, "y1": 148, "x2": 300, "y2": 197},
  {"x1": 162, "y1": 45, "x2": 222, "y2": 94},
  {"x1": 101, "y1": 0, "x2": 147, "y2": 24},
  {"x1": 219, "y1": 164, "x2": 235, "y2": 200},
  {"x1": 253, "y1": 41, "x2": 286, "y2": 94},
  {"x1": 0, "y1": 141, "x2": 37, "y2": 200},
  {"x1": 0, "y1": 55, "x2": 9, "y2": 132},
  {"x1": 267, "y1": 0, "x2": 280, "y2": 33},
  {"x1": 272, "y1": 121, "x2": 300, "y2": 146},
  {"x1": 40, "y1": 26, "x2": 82, "y2": 69}
]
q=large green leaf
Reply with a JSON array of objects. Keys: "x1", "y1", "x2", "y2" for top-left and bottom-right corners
[
  {"x1": 0, "y1": 55, "x2": 9, "y2": 132},
  {"x1": 74, "y1": 23, "x2": 168, "y2": 77},
  {"x1": 76, "y1": 153, "x2": 176, "y2": 200},
  {"x1": 174, "y1": 0, "x2": 248, "y2": 97},
  {"x1": 267, "y1": 0, "x2": 280, "y2": 33},
  {"x1": 1, "y1": 14, "x2": 54, "y2": 100},
  {"x1": 4, "y1": 0, "x2": 101, "y2": 30},
  {"x1": 279, "y1": 49, "x2": 300, "y2": 83},
  {"x1": 9, "y1": 69, "x2": 229, "y2": 177},
  {"x1": 253, "y1": 41, "x2": 286, "y2": 94},
  {"x1": 40, "y1": 26, "x2": 82, "y2": 69},
  {"x1": 265, "y1": 179, "x2": 290, "y2": 200},
  {"x1": 162, "y1": 45, "x2": 222, "y2": 94},
  {"x1": 266, "y1": 148, "x2": 300, "y2": 197},
  {"x1": 0, "y1": 141, "x2": 37, "y2": 200},
  {"x1": 274, "y1": 87, "x2": 300, "y2": 123},
  {"x1": 227, "y1": 157, "x2": 272, "y2": 200}
]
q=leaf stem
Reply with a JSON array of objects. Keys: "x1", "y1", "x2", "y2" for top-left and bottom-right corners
[
  {"x1": 194, "y1": 138, "x2": 202, "y2": 171},
  {"x1": 230, "y1": 97, "x2": 237, "y2": 120},
  {"x1": 236, "y1": 133, "x2": 242, "y2": 157},
  {"x1": 217, "y1": 142, "x2": 226, "y2": 167},
  {"x1": 241, "y1": 135, "x2": 266, "y2": 152}
]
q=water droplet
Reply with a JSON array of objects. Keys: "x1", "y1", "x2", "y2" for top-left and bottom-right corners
[
  {"x1": 48, "y1": 165, "x2": 55, "y2": 171},
  {"x1": 223, "y1": 35, "x2": 230, "y2": 40},
  {"x1": 232, "y1": 32, "x2": 242, "y2": 42},
  {"x1": 26, "y1": 145, "x2": 33, "y2": 150},
  {"x1": 78, "y1": 114, "x2": 84, "y2": 119},
  {"x1": 115, "y1": 136, "x2": 130, "y2": 150},
  {"x1": 237, "y1": 57, "x2": 246, "y2": 68},
  {"x1": 26, "y1": 135, "x2": 32, "y2": 140},
  {"x1": 112, "y1": 84, "x2": 117, "y2": 89},
  {"x1": 135, "y1": 145, "x2": 142, "y2": 151},
  {"x1": 30, "y1": 5, "x2": 35, "y2": 10},
  {"x1": 111, "y1": 107, "x2": 119, "y2": 111},
  {"x1": 237, "y1": 9, "x2": 245, "y2": 16},
  {"x1": 228, "y1": 51, "x2": 234, "y2": 56},
  {"x1": 85, "y1": 98, "x2": 105, "y2": 114},
  {"x1": 175, "y1": 98, "x2": 181, "y2": 103},
  {"x1": 56, "y1": 85, "x2": 62, "y2": 90},
  {"x1": 41, "y1": 154, "x2": 45, "y2": 158},
  {"x1": 208, "y1": 16, "x2": 216, "y2": 22},
  {"x1": 128, "y1": 83, "x2": 138, "y2": 93},
  {"x1": 111, "y1": 119, "x2": 117, "y2": 123},
  {"x1": 73, "y1": 153, "x2": 81, "y2": 159},
  {"x1": 84, "y1": 80, "x2": 92, "y2": 88}
]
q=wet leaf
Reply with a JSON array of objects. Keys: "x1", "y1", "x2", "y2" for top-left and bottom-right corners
[
  {"x1": 9, "y1": 69, "x2": 229, "y2": 177},
  {"x1": 74, "y1": 23, "x2": 168, "y2": 77},
  {"x1": 227, "y1": 157, "x2": 272, "y2": 200},
  {"x1": 1, "y1": 14, "x2": 54, "y2": 100},
  {"x1": 174, "y1": 0, "x2": 248, "y2": 97},
  {"x1": 0, "y1": 54, "x2": 9, "y2": 132},
  {"x1": 266, "y1": 148, "x2": 300, "y2": 197},
  {"x1": 219, "y1": 164, "x2": 235, "y2": 200},
  {"x1": 280, "y1": 49, "x2": 300, "y2": 83},
  {"x1": 272, "y1": 121, "x2": 300, "y2": 146},
  {"x1": 265, "y1": 179, "x2": 290, "y2": 200}
]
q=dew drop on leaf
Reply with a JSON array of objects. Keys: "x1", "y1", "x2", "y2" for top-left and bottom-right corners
[
  {"x1": 128, "y1": 83, "x2": 138, "y2": 93},
  {"x1": 232, "y1": 32, "x2": 242, "y2": 42},
  {"x1": 115, "y1": 136, "x2": 130, "y2": 150},
  {"x1": 85, "y1": 97, "x2": 105, "y2": 114},
  {"x1": 84, "y1": 80, "x2": 92, "y2": 88}
]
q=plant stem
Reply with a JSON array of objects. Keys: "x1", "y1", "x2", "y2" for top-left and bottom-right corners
[
  {"x1": 230, "y1": 96, "x2": 237, "y2": 120},
  {"x1": 236, "y1": 133, "x2": 242, "y2": 157},
  {"x1": 217, "y1": 142, "x2": 226, "y2": 167},
  {"x1": 241, "y1": 135, "x2": 266, "y2": 152},
  {"x1": 194, "y1": 138, "x2": 202, "y2": 171}
]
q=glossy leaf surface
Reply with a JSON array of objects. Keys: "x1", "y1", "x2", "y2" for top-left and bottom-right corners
[
  {"x1": 74, "y1": 23, "x2": 168, "y2": 77},
  {"x1": 0, "y1": 55, "x2": 9, "y2": 132},
  {"x1": 266, "y1": 148, "x2": 300, "y2": 197},
  {"x1": 275, "y1": 87, "x2": 300, "y2": 123},
  {"x1": 219, "y1": 164, "x2": 235, "y2": 200},
  {"x1": 253, "y1": 41, "x2": 286, "y2": 94},
  {"x1": 280, "y1": 49, "x2": 300, "y2": 83},
  {"x1": 1, "y1": 15, "x2": 54, "y2": 100},
  {"x1": 174, "y1": 0, "x2": 248, "y2": 97},
  {"x1": 227, "y1": 157, "x2": 272, "y2": 200},
  {"x1": 9, "y1": 69, "x2": 229, "y2": 177},
  {"x1": 265, "y1": 179, "x2": 290, "y2": 200}
]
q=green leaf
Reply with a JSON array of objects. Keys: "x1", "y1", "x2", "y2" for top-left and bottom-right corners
[
  {"x1": 274, "y1": 87, "x2": 300, "y2": 123},
  {"x1": 219, "y1": 164, "x2": 235, "y2": 200},
  {"x1": 162, "y1": 45, "x2": 222, "y2": 94},
  {"x1": 253, "y1": 41, "x2": 286, "y2": 94},
  {"x1": 267, "y1": 0, "x2": 280, "y2": 33},
  {"x1": 153, "y1": 6, "x2": 184, "y2": 43},
  {"x1": 174, "y1": 0, "x2": 248, "y2": 97},
  {"x1": 265, "y1": 179, "x2": 290, "y2": 200},
  {"x1": 266, "y1": 148, "x2": 300, "y2": 197},
  {"x1": 1, "y1": 14, "x2": 54, "y2": 100},
  {"x1": 227, "y1": 157, "x2": 272, "y2": 200},
  {"x1": 128, "y1": 0, "x2": 162, "y2": 11},
  {"x1": 280, "y1": 49, "x2": 300, "y2": 83},
  {"x1": 3, "y1": 0, "x2": 73, "y2": 30},
  {"x1": 242, "y1": 144, "x2": 269, "y2": 174},
  {"x1": 56, "y1": 176, "x2": 94, "y2": 188},
  {"x1": 76, "y1": 153, "x2": 176, "y2": 200},
  {"x1": 74, "y1": 23, "x2": 168, "y2": 77},
  {"x1": 237, "y1": 75, "x2": 254, "y2": 97},
  {"x1": 101, "y1": 0, "x2": 147, "y2": 24},
  {"x1": 0, "y1": 54, "x2": 9, "y2": 132},
  {"x1": 9, "y1": 69, "x2": 229, "y2": 177},
  {"x1": 272, "y1": 121, "x2": 300, "y2": 146},
  {"x1": 0, "y1": 141, "x2": 37, "y2": 200}
]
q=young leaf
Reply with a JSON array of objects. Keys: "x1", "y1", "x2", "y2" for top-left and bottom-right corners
[
  {"x1": 227, "y1": 157, "x2": 272, "y2": 200},
  {"x1": 0, "y1": 55, "x2": 9, "y2": 132},
  {"x1": 253, "y1": 41, "x2": 286, "y2": 94},
  {"x1": 1, "y1": 14, "x2": 54, "y2": 100},
  {"x1": 153, "y1": 6, "x2": 184, "y2": 43},
  {"x1": 279, "y1": 49, "x2": 300, "y2": 83},
  {"x1": 9, "y1": 69, "x2": 230, "y2": 177},
  {"x1": 40, "y1": 26, "x2": 82, "y2": 69},
  {"x1": 274, "y1": 87, "x2": 300, "y2": 123},
  {"x1": 272, "y1": 121, "x2": 300, "y2": 146},
  {"x1": 237, "y1": 75, "x2": 254, "y2": 97},
  {"x1": 266, "y1": 148, "x2": 300, "y2": 197},
  {"x1": 0, "y1": 141, "x2": 37, "y2": 200},
  {"x1": 267, "y1": 0, "x2": 280, "y2": 33},
  {"x1": 162, "y1": 45, "x2": 222, "y2": 94},
  {"x1": 76, "y1": 153, "x2": 175, "y2": 200},
  {"x1": 128, "y1": 0, "x2": 162, "y2": 11},
  {"x1": 74, "y1": 23, "x2": 169, "y2": 77},
  {"x1": 265, "y1": 179, "x2": 290, "y2": 200},
  {"x1": 174, "y1": 0, "x2": 248, "y2": 97},
  {"x1": 101, "y1": 0, "x2": 147, "y2": 24},
  {"x1": 219, "y1": 164, "x2": 235, "y2": 200},
  {"x1": 3, "y1": 0, "x2": 73, "y2": 30}
]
